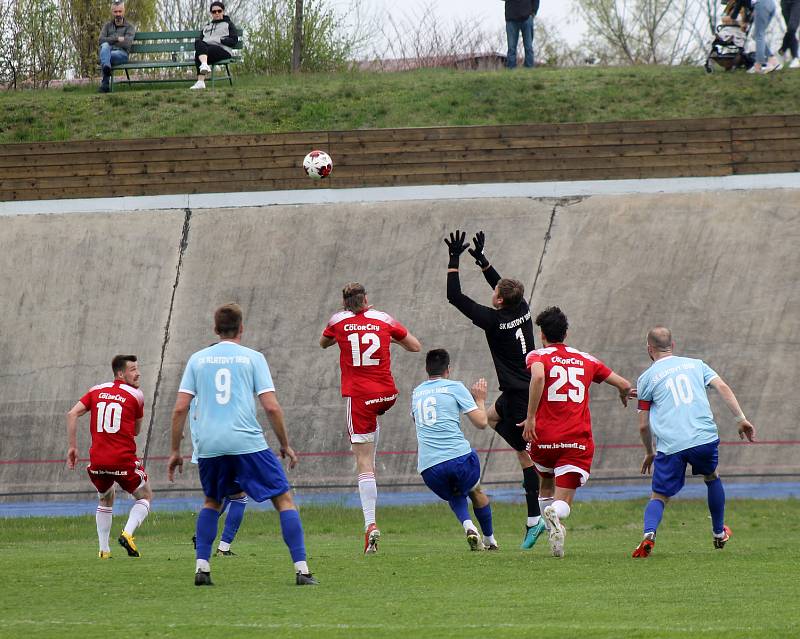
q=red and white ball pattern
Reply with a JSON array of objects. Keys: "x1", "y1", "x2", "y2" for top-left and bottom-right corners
[{"x1": 303, "y1": 150, "x2": 333, "y2": 179}]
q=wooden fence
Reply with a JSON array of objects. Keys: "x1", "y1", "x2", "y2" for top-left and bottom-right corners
[{"x1": 1, "y1": 114, "x2": 798, "y2": 201}]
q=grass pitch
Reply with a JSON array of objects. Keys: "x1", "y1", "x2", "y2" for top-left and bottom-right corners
[{"x1": 1, "y1": 499, "x2": 798, "y2": 638}]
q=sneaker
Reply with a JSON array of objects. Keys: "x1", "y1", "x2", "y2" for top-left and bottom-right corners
[
  {"x1": 296, "y1": 571, "x2": 319, "y2": 585},
  {"x1": 790, "y1": 58, "x2": 800, "y2": 69},
  {"x1": 764, "y1": 62, "x2": 783, "y2": 74},
  {"x1": 713, "y1": 525, "x2": 732, "y2": 549},
  {"x1": 199, "y1": 62, "x2": 212, "y2": 75},
  {"x1": 632, "y1": 532, "x2": 656, "y2": 558},
  {"x1": 98, "y1": 551, "x2": 112, "y2": 559},
  {"x1": 215, "y1": 548, "x2": 236, "y2": 556},
  {"x1": 190, "y1": 80, "x2": 206, "y2": 90},
  {"x1": 520, "y1": 519, "x2": 547, "y2": 550},
  {"x1": 364, "y1": 523, "x2": 380, "y2": 554},
  {"x1": 118, "y1": 531, "x2": 140, "y2": 557},
  {"x1": 194, "y1": 570, "x2": 213, "y2": 586},
  {"x1": 543, "y1": 506, "x2": 566, "y2": 558},
  {"x1": 466, "y1": 529, "x2": 484, "y2": 551}
]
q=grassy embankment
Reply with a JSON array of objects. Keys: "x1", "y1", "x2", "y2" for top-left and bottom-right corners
[{"x1": 1, "y1": 65, "x2": 798, "y2": 143}]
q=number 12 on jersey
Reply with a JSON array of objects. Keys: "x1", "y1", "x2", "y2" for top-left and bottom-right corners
[{"x1": 347, "y1": 332, "x2": 380, "y2": 367}]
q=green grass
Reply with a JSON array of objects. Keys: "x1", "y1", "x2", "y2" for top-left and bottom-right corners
[
  {"x1": 1, "y1": 499, "x2": 798, "y2": 638},
  {"x1": 2, "y1": 66, "x2": 799, "y2": 144}
]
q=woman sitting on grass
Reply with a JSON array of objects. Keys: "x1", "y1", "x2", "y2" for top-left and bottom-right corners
[{"x1": 191, "y1": 1, "x2": 238, "y2": 90}]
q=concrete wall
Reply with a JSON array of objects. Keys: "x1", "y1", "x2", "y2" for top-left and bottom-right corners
[{"x1": 1, "y1": 190, "x2": 797, "y2": 498}]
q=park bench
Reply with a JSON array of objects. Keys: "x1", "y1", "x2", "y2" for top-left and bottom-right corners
[{"x1": 109, "y1": 30, "x2": 243, "y2": 92}]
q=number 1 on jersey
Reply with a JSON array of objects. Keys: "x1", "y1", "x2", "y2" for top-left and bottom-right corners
[
  {"x1": 347, "y1": 332, "x2": 380, "y2": 367},
  {"x1": 514, "y1": 327, "x2": 527, "y2": 355}
]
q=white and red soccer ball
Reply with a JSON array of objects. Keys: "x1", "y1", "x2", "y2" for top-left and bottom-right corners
[{"x1": 303, "y1": 150, "x2": 333, "y2": 179}]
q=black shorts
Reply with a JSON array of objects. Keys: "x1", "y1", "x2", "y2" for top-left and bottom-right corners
[{"x1": 493, "y1": 390, "x2": 528, "y2": 452}]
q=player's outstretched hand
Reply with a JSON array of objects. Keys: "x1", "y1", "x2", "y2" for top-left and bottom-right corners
[
  {"x1": 280, "y1": 446, "x2": 299, "y2": 469},
  {"x1": 167, "y1": 453, "x2": 183, "y2": 482},
  {"x1": 66, "y1": 447, "x2": 78, "y2": 470},
  {"x1": 444, "y1": 230, "x2": 469, "y2": 268},
  {"x1": 517, "y1": 416, "x2": 537, "y2": 443},
  {"x1": 640, "y1": 452, "x2": 655, "y2": 475},
  {"x1": 470, "y1": 378, "x2": 487, "y2": 403},
  {"x1": 738, "y1": 419, "x2": 756, "y2": 442},
  {"x1": 468, "y1": 231, "x2": 490, "y2": 269}
]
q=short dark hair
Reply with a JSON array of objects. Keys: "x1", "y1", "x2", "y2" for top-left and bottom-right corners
[
  {"x1": 111, "y1": 354, "x2": 137, "y2": 375},
  {"x1": 535, "y1": 306, "x2": 569, "y2": 343},
  {"x1": 342, "y1": 282, "x2": 367, "y2": 313},
  {"x1": 210, "y1": 1, "x2": 225, "y2": 11},
  {"x1": 425, "y1": 349, "x2": 450, "y2": 376},
  {"x1": 497, "y1": 278, "x2": 524, "y2": 308},
  {"x1": 215, "y1": 303, "x2": 242, "y2": 337}
]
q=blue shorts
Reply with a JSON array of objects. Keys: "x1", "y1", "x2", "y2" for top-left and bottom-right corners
[
  {"x1": 421, "y1": 450, "x2": 481, "y2": 501},
  {"x1": 652, "y1": 439, "x2": 719, "y2": 498},
  {"x1": 198, "y1": 449, "x2": 290, "y2": 503}
]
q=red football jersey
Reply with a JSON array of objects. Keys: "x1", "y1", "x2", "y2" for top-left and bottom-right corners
[
  {"x1": 525, "y1": 344, "x2": 612, "y2": 440},
  {"x1": 323, "y1": 308, "x2": 408, "y2": 397},
  {"x1": 79, "y1": 380, "x2": 144, "y2": 466}
]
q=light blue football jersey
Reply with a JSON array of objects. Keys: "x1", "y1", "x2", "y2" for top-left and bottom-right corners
[
  {"x1": 637, "y1": 355, "x2": 720, "y2": 455},
  {"x1": 411, "y1": 378, "x2": 478, "y2": 473},
  {"x1": 178, "y1": 341, "x2": 275, "y2": 458}
]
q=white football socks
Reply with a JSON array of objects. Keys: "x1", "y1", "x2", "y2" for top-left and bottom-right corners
[
  {"x1": 96, "y1": 506, "x2": 113, "y2": 552},
  {"x1": 358, "y1": 472, "x2": 377, "y2": 530},
  {"x1": 294, "y1": 560, "x2": 309, "y2": 574},
  {"x1": 217, "y1": 540, "x2": 231, "y2": 552},
  {"x1": 124, "y1": 499, "x2": 150, "y2": 536},
  {"x1": 462, "y1": 519, "x2": 477, "y2": 533},
  {"x1": 196, "y1": 558, "x2": 210, "y2": 573},
  {"x1": 526, "y1": 516, "x2": 541, "y2": 527}
]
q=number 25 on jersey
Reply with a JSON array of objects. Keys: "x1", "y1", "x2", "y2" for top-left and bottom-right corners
[{"x1": 547, "y1": 366, "x2": 586, "y2": 403}]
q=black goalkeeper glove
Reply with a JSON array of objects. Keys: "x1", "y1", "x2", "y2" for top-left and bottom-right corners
[
  {"x1": 468, "y1": 231, "x2": 490, "y2": 269},
  {"x1": 444, "y1": 230, "x2": 469, "y2": 269}
]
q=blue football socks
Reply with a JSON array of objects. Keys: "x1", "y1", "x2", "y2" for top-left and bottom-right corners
[
  {"x1": 643, "y1": 499, "x2": 665, "y2": 535},
  {"x1": 706, "y1": 477, "x2": 726, "y2": 535},
  {"x1": 447, "y1": 496, "x2": 471, "y2": 524},
  {"x1": 220, "y1": 496, "x2": 247, "y2": 544},
  {"x1": 473, "y1": 503, "x2": 494, "y2": 537},
  {"x1": 196, "y1": 507, "x2": 221, "y2": 561},
  {"x1": 279, "y1": 509, "x2": 307, "y2": 562}
]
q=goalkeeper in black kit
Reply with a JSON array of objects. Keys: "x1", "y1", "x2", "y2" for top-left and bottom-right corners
[{"x1": 444, "y1": 230, "x2": 545, "y2": 549}]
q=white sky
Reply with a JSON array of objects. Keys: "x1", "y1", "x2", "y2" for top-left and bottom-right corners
[{"x1": 330, "y1": 0, "x2": 588, "y2": 53}]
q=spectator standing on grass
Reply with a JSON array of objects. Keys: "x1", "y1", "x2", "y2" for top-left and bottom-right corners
[
  {"x1": 731, "y1": 0, "x2": 783, "y2": 73},
  {"x1": 98, "y1": 1, "x2": 136, "y2": 93},
  {"x1": 191, "y1": 1, "x2": 239, "y2": 90},
  {"x1": 778, "y1": 0, "x2": 800, "y2": 67},
  {"x1": 503, "y1": 0, "x2": 539, "y2": 69}
]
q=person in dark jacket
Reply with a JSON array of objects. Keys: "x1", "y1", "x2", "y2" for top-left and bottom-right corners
[
  {"x1": 778, "y1": 0, "x2": 800, "y2": 67},
  {"x1": 504, "y1": 0, "x2": 539, "y2": 69},
  {"x1": 98, "y1": 1, "x2": 136, "y2": 93},
  {"x1": 191, "y1": 1, "x2": 239, "y2": 90}
]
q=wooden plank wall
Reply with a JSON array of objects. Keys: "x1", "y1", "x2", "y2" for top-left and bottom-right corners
[{"x1": 1, "y1": 115, "x2": 798, "y2": 202}]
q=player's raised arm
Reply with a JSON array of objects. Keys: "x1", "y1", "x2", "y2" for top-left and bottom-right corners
[
  {"x1": 603, "y1": 372, "x2": 633, "y2": 407},
  {"x1": 66, "y1": 401, "x2": 88, "y2": 470},
  {"x1": 708, "y1": 377, "x2": 756, "y2": 441},
  {"x1": 445, "y1": 230, "x2": 495, "y2": 328},
  {"x1": 468, "y1": 231, "x2": 501, "y2": 287},
  {"x1": 466, "y1": 378, "x2": 489, "y2": 429},
  {"x1": 259, "y1": 390, "x2": 298, "y2": 468},
  {"x1": 168, "y1": 392, "x2": 192, "y2": 481}
]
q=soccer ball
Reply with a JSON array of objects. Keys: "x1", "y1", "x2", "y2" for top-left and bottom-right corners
[{"x1": 303, "y1": 150, "x2": 333, "y2": 179}]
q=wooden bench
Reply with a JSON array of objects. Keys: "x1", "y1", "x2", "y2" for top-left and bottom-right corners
[{"x1": 109, "y1": 30, "x2": 243, "y2": 92}]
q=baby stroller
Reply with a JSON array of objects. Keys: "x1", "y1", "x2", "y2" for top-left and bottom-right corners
[{"x1": 704, "y1": 2, "x2": 755, "y2": 72}]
